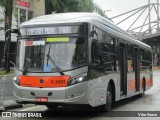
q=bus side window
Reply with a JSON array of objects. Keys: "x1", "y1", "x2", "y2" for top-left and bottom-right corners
[
  {"x1": 102, "y1": 34, "x2": 116, "y2": 72},
  {"x1": 127, "y1": 44, "x2": 133, "y2": 72},
  {"x1": 91, "y1": 40, "x2": 103, "y2": 66}
]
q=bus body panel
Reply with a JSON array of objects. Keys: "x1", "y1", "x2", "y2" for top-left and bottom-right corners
[
  {"x1": 13, "y1": 82, "x2": 89, "y2": 104},
  {"x1": 88, "y1": 73, "x2": 120, "y2": 107}
]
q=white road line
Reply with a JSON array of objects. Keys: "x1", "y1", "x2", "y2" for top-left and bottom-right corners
[{"x1": 19, "y1": 106, "x2": 46, "y2": 111}]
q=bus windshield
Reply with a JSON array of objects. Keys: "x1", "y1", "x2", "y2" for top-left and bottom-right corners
[{"x1": 16, "y1": 37, "x2": 87, "y2": 72}]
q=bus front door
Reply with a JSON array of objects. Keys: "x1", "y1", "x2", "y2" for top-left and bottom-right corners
[
  {"x1": 134, "y1": 47, "x2": 140, "y2": 91},
  {"x1": 119, "y1": 43, "x2": 127, "y2": 95}
]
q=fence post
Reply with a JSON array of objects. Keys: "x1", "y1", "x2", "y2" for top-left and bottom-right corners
[{"x1": 0, "y1": 76, "x2": 4, "y2": 107}]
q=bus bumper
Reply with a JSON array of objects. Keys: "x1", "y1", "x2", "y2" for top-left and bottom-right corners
[{"x1": 13, "y1": 82, "x2": 88, "y2": 105}]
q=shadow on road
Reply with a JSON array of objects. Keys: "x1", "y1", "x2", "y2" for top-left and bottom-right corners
[{"x1": 40, "y1": 94, "x2": 144, "y2": 118}]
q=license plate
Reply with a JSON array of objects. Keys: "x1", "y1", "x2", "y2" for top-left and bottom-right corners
[{"x1": 36, "y1": 97, "x2": 48, "y2": 102}]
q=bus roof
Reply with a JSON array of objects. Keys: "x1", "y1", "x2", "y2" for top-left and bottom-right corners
[{"x1": 20, "y1": 12, "x2": 152, "y2": 51}]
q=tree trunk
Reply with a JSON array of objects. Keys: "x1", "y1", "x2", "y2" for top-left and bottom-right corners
[{"x1": 4, "y1": 0, "x2": 13, "y2": 73}]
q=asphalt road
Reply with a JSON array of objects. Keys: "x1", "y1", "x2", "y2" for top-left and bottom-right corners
[{"x1": 1, "y1": 70, "x2": 160, "y2": 120}]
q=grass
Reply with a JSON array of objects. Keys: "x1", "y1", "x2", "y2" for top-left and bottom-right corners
[{"x1": 0, "y1": 70, "x2": 14, "y2": 76}]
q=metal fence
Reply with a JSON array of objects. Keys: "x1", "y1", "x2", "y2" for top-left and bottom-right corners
[
  {"x1": 0, "y1": 75, "x2": 15, "y2": 108},
  {"x1": 0, "y1": 76, "x2": 3, "y2": 106}
]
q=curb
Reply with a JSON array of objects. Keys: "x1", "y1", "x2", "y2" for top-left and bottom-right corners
[
  {"x1": 0, "y1": 103, "x2": 35, "y2": 111},
  {"x1": 4, "y1": 103, "x2": 23, "y2": 110},
  {"x1": 0, "y1": 100, "x2": 24, "y2": 111}
]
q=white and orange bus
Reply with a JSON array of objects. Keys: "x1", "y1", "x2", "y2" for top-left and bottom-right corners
[{"x1": 12, "y1": 13, "x2": 153, "y2": 111}]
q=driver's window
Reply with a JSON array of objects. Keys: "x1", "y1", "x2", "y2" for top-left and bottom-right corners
[
  {"x1": 91, "y1": 40, "x2": 103, "y2": 68},
  {"x1": 91, "y1": 27, "x2": 104, "y2": 69}
]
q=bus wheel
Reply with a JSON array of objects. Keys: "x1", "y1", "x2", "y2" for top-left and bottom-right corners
[
  {"x1": 102, "y1": 84, "x2": 112, "y2": 111},
  {"x1": 46, "y1": 105, "x2": 58, "y2": 110},
  {"x1": 141, "y1": 81, "x2": 145, "y2": 97}
]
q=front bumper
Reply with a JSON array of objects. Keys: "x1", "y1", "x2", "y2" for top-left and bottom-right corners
[{"x1": 13, "y1": 82, "x2": 88, "y2": 105}]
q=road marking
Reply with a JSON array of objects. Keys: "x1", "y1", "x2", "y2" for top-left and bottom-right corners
[{"x1": 19, "y1": 105, "x2": 46, "y2": 111}]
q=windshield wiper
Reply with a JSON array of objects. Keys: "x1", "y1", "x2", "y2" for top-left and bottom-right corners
[
  {"x1": 23, "y1": 58, "x2": 31, "y2": 75},
  {"x1": 46, "y1": 44, "x2": 64, "y2": 75}
]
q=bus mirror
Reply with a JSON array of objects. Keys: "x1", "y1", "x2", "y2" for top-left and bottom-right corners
[
  {"x1": 10, "y1": 61, "x2": 15, "y2": 67},
  {"x1": 90, "y1": 31, "x2": 98, "y2": 37}
]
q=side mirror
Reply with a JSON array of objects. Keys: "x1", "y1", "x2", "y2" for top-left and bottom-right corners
[
  {"x1": 10, "y1": 61, "x2": 15, "y2": 67},
  {"x1": 90, "y1": 30, "x2": 98, "y2": 40}
]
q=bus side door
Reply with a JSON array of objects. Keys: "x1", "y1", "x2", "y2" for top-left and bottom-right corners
[
  {"x1": 134, "y1": 47, "x2": 140, "y2": 91},
  {"x1": 119, "y1": 43, "x2": 127, "y2": 95}
]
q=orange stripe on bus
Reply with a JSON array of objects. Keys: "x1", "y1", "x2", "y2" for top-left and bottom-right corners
[
  {"x1": 128, "y1": 80, "x2": 135, "y2": 91},
  {"x1": 128, "y1": 78, "x2": 150, "y2": 91},
  {"x1": 19, "y1": 76, "x2": 71, "y2": 88},
  {"x1": 140, "y1": 79, "x2": 143, "y2": 89},
  {"x1": 146, "y1": 78, "x2": 151, "y2": 87}
]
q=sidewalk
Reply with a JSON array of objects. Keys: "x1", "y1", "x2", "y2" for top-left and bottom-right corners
[
  {"x1": 0, "y1": 100, "x2": 23, "y2": 111},
  {"x1": 0, "y1": 72, "x2": 23, "y2": 111},
  {"x1": 0, "y1": 100, "x2": 35, "y2": 111}
]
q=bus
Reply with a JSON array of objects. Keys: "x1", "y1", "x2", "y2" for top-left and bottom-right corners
[{"x1": 12, "y1": 12, "x2": 153, "y2": 111}]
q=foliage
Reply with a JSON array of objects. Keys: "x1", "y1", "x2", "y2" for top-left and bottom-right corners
[
  {"x1": 45, "y1": 0, "x2": 106, "y2": 17},
  {"x1": 0, "y1": 0, "x2": 6, "y2": 7},
  {"x1": 0, "y1": 0, "x2": 17, "y2": 31},
  {"x1": 0, "y1": 0, "x2": 6, "y2": 31},
  {"x1": 0, "y1": 70, "x2": 14, "y2": 75}
]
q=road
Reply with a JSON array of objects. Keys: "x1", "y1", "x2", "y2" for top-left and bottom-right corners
[{"x1": 0, "y1": 70, "x2": 160, "y2": 120}]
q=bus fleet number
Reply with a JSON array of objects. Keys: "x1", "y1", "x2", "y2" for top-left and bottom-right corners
[{"x1": 51, "y1": 80, "x2": 65, "y2": 84}]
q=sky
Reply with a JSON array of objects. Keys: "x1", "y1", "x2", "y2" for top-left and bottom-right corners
[
  {"x1": 94, "y1": 0, "x2": 152, "y2": 18},
  {"x1": 94, "y1": 0, "x2": 159, "y2": 31}
]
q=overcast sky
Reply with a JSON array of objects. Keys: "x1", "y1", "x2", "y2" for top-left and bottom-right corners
[
  {"x1": 94, "y1": 0, "x2": 157, "y2": 18},
  {"x1": 94, "y1": 0, "x2": 159, "y2": 31}
]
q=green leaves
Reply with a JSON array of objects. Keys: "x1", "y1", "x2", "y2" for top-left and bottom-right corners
[
  {"x1": 0, "y1": 18, "x2": 4, "y2": 31},
  {"x1": 0, "y1": 0, "x2": 6, "y2": 7},
  {"x1": 45, "y1": 0, "x2": 107, "y2": 17}
]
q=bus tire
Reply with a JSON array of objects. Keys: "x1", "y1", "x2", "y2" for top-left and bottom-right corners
[
  {"x1": 102, "y1": 84, "x2": 113, "y2": 111},
  {"x1": 141, "y1": 80, "x2": 145, "y2": 97},
  {"x1": 46, "y1": 105, "x2": 58, "y2": 110}
]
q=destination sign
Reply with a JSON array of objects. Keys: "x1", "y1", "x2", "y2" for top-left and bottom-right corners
[{"x1": 21, "y1": 25, "x2": 84, "y2": 36}]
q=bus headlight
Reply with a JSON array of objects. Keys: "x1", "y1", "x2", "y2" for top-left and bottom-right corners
[
  {"x1": 13, "y1": 77, "x2": 20, "y2": 85},
  {"x1": 68, "y1": 74, "x2": 87, "y2": 86}
]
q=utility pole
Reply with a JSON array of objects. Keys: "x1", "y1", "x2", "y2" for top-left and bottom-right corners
[{"x1": 4, "y1": 0, "x2": 13, "y2": 73}]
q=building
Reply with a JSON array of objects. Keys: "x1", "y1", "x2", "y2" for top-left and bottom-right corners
[{"x1": 0, "y1": 0, "x2": 45, "y2": 67}]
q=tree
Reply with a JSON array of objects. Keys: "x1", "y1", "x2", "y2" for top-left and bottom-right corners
[
  {"x1": 45, "y1": 0, "x2": 106, "y2": 17},
  {"x1": 0, "y1": 0, "x2": 5, "y2": 31},
  {"x1": 0, "y1": 0, "x2": 5, "y2": 7},
  {"x1": 45, "y1": 0, "x2": 65, "y2": 14},
  {"x1": 0, "y1": 0, "x2": 13, "y2": 73},
  {"x1": 5, "y1": 0, "x2": 13, "y2": 73}
]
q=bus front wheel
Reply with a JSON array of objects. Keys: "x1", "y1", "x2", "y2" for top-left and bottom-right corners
[{"x1": 102, "y1": 84, "x2": 113, "y2": 111}]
